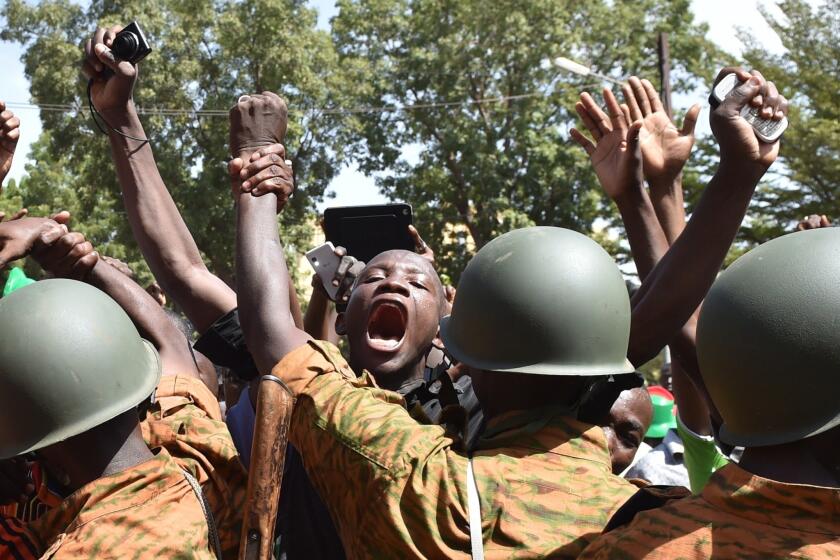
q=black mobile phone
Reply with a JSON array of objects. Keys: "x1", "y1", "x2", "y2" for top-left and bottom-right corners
[{"x1": 323, "y1": 203, "x2": 414, "y2": 263}]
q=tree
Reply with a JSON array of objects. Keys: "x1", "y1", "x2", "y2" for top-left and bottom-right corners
[
  {"x1": 1, "y1": 0, "x2": 354, "y2": 287},
  {"x1": 332, "y1": 0, "x2": 722, "y2": 280},
  {"x1": 739, "y1": 0, "x2": 840, "y2": 240}
]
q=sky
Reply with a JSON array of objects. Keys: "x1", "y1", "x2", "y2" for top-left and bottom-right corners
[{"x1": 0, "y1": 0, "x2": 802, "y2": 209}]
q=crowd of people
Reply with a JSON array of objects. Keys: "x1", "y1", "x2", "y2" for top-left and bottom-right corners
[{"x1": 0, "y1": 22, "x2": 837, "y2": 560}]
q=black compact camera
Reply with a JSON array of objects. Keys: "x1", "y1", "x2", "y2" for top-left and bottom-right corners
[{"x1": 111, "y1": 21, "x2": 152, "y2": 64}]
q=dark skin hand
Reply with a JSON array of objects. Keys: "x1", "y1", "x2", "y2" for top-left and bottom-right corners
[
  {"x1": 303, "y1": 243, "x2": 362, "y2": 343},
  {"x1": 617, "y1": 77, "x2": 714, "y2": 435},
  {"x1": 0, "y1": 214, "x2": 70, "y2": 269},
  {"x1": 625, "y1": 68, "x2": 788, "y2": 367},
  {"x1": 32, "y1": 229, "x2": 99, "y2": 281},
  {"x1": 232, "y1": 94, "x2": 310, "y2": 374},
  {"x1": 82, "y1": 26, "x2": 237, "y2": 332},
  {"x1": 0, "y1": 101, "x2": 21, "y2": 189},
  {"x1": 572, "y1": 87, "x2": 667, "y2": 280},
  {"x1": 797, "y1": 214, "x2": 831, "y2": 230},
  {"x1": 38, "y1": 229, "x2": 202, "y2": 379},
  {"x1": 621, "y1": 77, "x2": 700, "y2": 242},
  {"x1": 0, "y1": 209, "x2": 28, "y2": 223}
]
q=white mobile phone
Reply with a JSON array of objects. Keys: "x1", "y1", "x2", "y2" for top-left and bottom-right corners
[
  {"x1": 710, "y1": 73, "x2": 788, "y2": 143},
  {"x1": 306, "y1": 242, "x2": 342, "y2": 301}
]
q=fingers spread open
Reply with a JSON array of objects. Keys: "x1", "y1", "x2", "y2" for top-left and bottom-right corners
[
  {"x1": 603, "y1": 88, "x2": 627, "y2": 132},
  {"x1": 680, "y1": 104, "x2": 701, "y2": 136},
  {"x1": 628, "y1": 77, "x2": 652, "y2": 115},
  {"x1": 570, "y1": 128, "x2": 596, "y2": 156},
  {"x1": 640, "y1": 79, "x2": 665, "y2": 113},
  {"x1": 575, "y1": 101, "x2": 603, "y2": 141},
  {"x1": 579, "y1": 92, "x2": 612, "y2": 136},
  {"x1": 622, "y1": 83, "x2": 643, "y2": 122}
]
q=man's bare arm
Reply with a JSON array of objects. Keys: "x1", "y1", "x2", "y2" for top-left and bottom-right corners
[
  {"x1": 236, "y1": 192, "x2": 310, "y2": 373},
  {"x1": 32, "y1": 227, "x2": 201, "y2": 379},
  {"x1": 83, "y1": 27, "x2": 235, "y2": 332},
  {"x1": 628, "y1": 69, "x2": 787, "y2": 366},
  {"x1": 230, "y1": 94, "x2": 310, "y2": 373}
]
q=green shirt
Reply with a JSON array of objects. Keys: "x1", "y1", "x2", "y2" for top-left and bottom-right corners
[{"x1": 676, "y1": 414, "x2": 730, "y2": 493}]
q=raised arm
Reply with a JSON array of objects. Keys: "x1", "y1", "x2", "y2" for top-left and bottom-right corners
[
  {"x1": 82, "y1": 26, "x2": 235, "y2": 332},
  {"x1": 619, "y1": 77, "x2": 711, "y2": 428},
  {"x1": 570, "y1": 87, "x2": 667, "y2": 280},
  {"x1": 229, "y1": 94, "x2": 310, "y2": 373},
  {"x1": 627, "y1": 69, "x2": 787, "y2": 366},
  {"x1": 0, "y1": 101, "x2": 21, "y2": 191},
  {"x1": 31, "y1": 227, "x2": 201, "y2": 379}
]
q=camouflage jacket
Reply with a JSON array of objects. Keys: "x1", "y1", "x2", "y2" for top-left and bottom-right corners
[
  {"x1": 580, "y1": 462, "x2": 840, "y2": 559},
  {"x1": 275, "y1": 340, "x2": 638, "y2": 559},
  {"x1": 0, "y1": 375, "x2": 246, "y2": 560}
]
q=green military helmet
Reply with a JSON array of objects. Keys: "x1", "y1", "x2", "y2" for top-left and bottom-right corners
[
  {"x1": 0, "y1": 279, "x2": 161, "y2": 459},
  {"x1": 697, "y1": 227, "x2": 840, "y2": 447},
  {"x1": 3, "y1": 267, "x2": 35, "y2": 297},
  {"x1": 439, "y1": 226, "x2": 635, "y2": 376}
]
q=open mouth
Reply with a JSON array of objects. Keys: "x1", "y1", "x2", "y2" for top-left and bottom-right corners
[{"x1": 365, "y1": 301, "x2": 408, "y2": 352}]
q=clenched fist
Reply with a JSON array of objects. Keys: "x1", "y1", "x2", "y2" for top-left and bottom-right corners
[{"x1": 228, "y1": 92, "x2": 288, "y2": 158}]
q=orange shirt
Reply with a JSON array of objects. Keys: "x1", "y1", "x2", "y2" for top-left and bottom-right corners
[
  {"x1": 0, "y1": 375, "x2": 246, "y2": 560},
  {"x1": 580, "y1": 462, "x2": 840, "y2": 559},
  {"x1": 275, "y1": 340, "x2": 638, "y2": 559}
]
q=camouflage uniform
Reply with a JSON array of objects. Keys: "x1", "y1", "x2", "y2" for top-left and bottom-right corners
[
  {"x1": 580, "y1": 463, "x2": 840, "y2": 559},
  {"x1": 277, "y1": 340, "x2": 638, "y2": 559},
  {"x1": 0, "y1": 375, "x2": 246, "y2": 560}
]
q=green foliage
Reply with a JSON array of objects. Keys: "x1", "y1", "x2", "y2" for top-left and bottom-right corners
[
  {"x1": 1, "y1": 0, "x2": 353, "y2": 286},
  {"x1": 739, "y1": 0, "x2": 840, "y2": 239},
  {"x1": 331, "y1": 0, "x2": 722, "y2": 281}
]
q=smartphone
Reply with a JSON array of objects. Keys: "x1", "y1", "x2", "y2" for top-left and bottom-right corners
[
  {"x1": 323, "y1": 204, "x2": 414, "y2": 263},
  {"x1": 709, "y1": 73, "x2": 788, "y2": 143},
  {"x1": 305, "y1": 242, "x2": 343, "y2": 301}
]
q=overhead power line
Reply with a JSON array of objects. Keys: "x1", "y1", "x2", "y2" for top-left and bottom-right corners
[{"x1": 2, "y1": 87, "x2": 601, "y2": 118}]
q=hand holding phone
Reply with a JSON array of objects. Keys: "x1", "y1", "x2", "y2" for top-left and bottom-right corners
[
  {"x1": 306, "y1": 242, "x2": 365, "y2": 303},
  {"x1": 709, "y1": 73, "x2": 788, "y2": 143}
]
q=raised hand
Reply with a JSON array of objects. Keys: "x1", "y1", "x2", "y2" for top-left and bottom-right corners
[
  {"x1": 81, "y1": 26, "x2": 138, "y2": 116},
  {"x1": 32, "y1": 228, "x2": 99, "y2": 281},
  {"x1": 0, "y1": 217, "x2": 66, "y2": 268},
  {"x1": 228, "y1": 92, "x2": 288, "y2": 158},
  {"x1": 232, "y1": 142, "x2": 294, "y2": 198},
  {"x1": 571, "y1": 88, "x2": 644, "y2": 202},
  {"x1": 621, "y1": 77, "x2": 700, "y2": 188},
  {"x1": 710, "y1": 67, "x2": 788, "y2": 170},
  {"x1": 0, "y1": 209, "x2": 28, "y2": 223},
  {"x1": 0, "y1": 101, "x2": 21, "y2": 188},
  {"x1": 797, "y1": 214, "x2": 832, "y2": 231},
  {"x1": 408, "y1": 224, "x2": 435, "y2": 265}
]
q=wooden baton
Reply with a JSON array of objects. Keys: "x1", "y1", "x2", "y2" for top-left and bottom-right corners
[{"x1": 238, "y1": 374, "x2": 295, "y2": 560}]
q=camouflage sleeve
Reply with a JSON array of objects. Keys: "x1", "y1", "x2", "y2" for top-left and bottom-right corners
[
  {"x1": 141, "y1": 375, "x2": 247, "y2": 558},
  {"x1": 274, "y1": 341, "x2": 457, "y2": 552}
]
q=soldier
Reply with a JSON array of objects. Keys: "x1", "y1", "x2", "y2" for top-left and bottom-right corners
[
  {"x1": 581, "y1": 227, "x2": 840, "y2": 559},
  {"x1": 0, "y1": 222, "x2": 245, "y2": 559}
]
